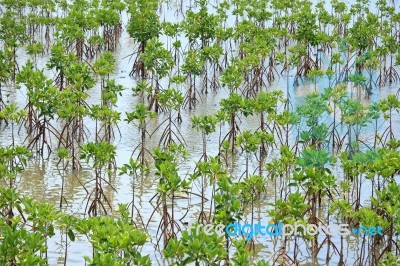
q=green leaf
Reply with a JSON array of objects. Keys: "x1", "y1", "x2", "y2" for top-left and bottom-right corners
[{"x1": 67, "y1": 229, "x2": 75, "y2": 242}]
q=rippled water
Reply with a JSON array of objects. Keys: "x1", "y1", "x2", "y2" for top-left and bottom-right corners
[{"x1": 1, "y1": 1, "x2": 400, "y2": 265}]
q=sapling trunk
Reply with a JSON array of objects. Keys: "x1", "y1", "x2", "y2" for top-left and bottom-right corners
[
  {"x1": 141, "y1": 125, "x2": 146, "y2": 166},
  {"x1": 162, "y1": 193, "x2": 168, "y2": 247},
  {"x1": 230, "y1": 113, "x2": 236, "y2": 153}
]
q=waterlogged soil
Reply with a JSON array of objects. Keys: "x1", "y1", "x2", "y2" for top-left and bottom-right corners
[{"x1": 1, "y1": 2, "x2": 400, "y2": 266}]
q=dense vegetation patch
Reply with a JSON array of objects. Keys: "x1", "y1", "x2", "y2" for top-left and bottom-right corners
[{"x1": 0, "y1": 0, "x2": 400, "y2": 265}]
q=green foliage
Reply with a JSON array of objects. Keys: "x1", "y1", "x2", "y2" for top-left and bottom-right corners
[
  {"x1": 339, "y1": 98, "x2": 370, "y2": 126},
  {"x1": 76, "y1": 204, "x2": 150, "y2": 266},
  {"x1": 192, "y1": 115, "x2": 218, "y2": 135},
  {"x1": 0, "y1": 11, "x2": 28, "y2": 48},
  {"x1": 231, "y1": 239, "x2": 270, "y2": 266},
  {"x1": 126, "y1": 103, "x2": 156, "y2": 127},
  {"x1": 265, "y1": 145, "x2": 297, "y2": 179},
  {"x1": 141, "y1": 37, "x2": 174, "y2": 78},
  {"x1": 294, "y1": 5, "x2": 318, "y2": 46},
  {"x1": 94, "y1": 51, "x2": 116, "y2": 77},
  {"x1": 65, "y1": 62, "x2": 96, "y2": 91},
  {"x1": 253, "y1": 91, "x2": 282, "y2": 115},
  {"x1": 2, "y1": 0, "x2": 400, "y2": 264},
  {"x1": 56, "y1": 87, "x2": 89, "y2": 119},
  {"x1": 80, "y1": 141, "x2": 116, "y2": 168},
  {"x1": 154, "y1": 145, "x2": 191, "y2": 195},
  {"x1": 119, "y1": 157, "x2": 148, "y2": 176},
  {"x1": 300, "y1": 124, "x2": 329, "y2": 145},
  {"x1": 47, "y1": 42, "x2": 76, "y2": 74},
  {"x1": 220, "y1": 93, "x2": 252, "y2": 117},
  {"x1": 0, "y1": 103, "x2": 27, "y2": 123},
  {"x1": 0, "y1": 190, "x2": 57, "y2": 266},
  {"x1": 90, "y1": 104, "x2": 121, "y2": 125},
  {"x1": 236, "y1": 130, "x2": 274, "y2": 154},
  {"x1": 294, "y1": 148, "x2": 336, "y2": 193},
  {"x1": 101, "y1": 80, "x2": 123, "y2": 106},
  {"x1": 220, "y1": 62, "x2": 244, "y2": 90},
  {"x1": 297, "y1": 92, "x2": 330, "y2": 126},
  {"x1": 267, "y1": 191, "x2": 308, "y2": 223},
  {"x1": 380, "y1": 94, "x2": 400, "y2": 119},
  {"x1": 182, "y1": 50, "x2": 205, "y2": 76},
  {"x1": 214, "y1": 175, "x2": 242, "y2": 224},
  {"x1": 127, "y1": 0, "x2": 160, "y2": 44},
  {"x1": 158, "y1": 88, "x2": 184, "y2": 110},
  {"x1": 164, "y1": 223, "x2": 226, "y2": 265},
  {"x1": 348, "y1": 12, "x2": 379, "y2": 51},
  {"x1": 379, "y1": 253, "x2": 400, "y2": 266},
  {"x1": 182, "y1": 0, "x2": 221, "y2": 43},
  {"x1": 298, "y1": 148, "x2": 332, "y2": 169}
]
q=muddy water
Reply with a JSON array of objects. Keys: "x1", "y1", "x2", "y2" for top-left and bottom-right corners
[{"x1": 0, "y1": 2, "x2": 399, "y2": 266}]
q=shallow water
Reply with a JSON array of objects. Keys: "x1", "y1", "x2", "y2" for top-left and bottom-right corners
[{"x1": 1, "y1": 0, "x2": 400, "y2": 265}]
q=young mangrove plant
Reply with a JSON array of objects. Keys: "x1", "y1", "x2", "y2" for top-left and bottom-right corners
[
  {"x1": 296, "y1": 148, "x2": 336, "y2": 258},
  {"x1": 156, "y1": 88, "x2": 185, "y2": 147},
  {"x1": 141, "y1": 37, "x2": 174, "y2": 113},
  {"x1": 0, "y1": 103, "x2": 27, "y2": 146},
  {"x1": 80, "y1": 141, "x2": 117, "y2": 216},
  {"x1": 126, "y1": 103, "x2": 156, "y2": 166},
  {"x1": 181, "y1": 49, "x2": 205, "y2": 109},
  {"x1": 163, "y1": 221, "x2": 227, "y2": 265},
  {"x1": 127, "y1": 0, "x2": 160, "y2": 78},
  {"x1": 17, "y1": 61, "x2": 60, "y2": 157},
  {"x1": 379, "y1": 94, "x2": 400, "y2": 142},
  {"x1": 150, "y1": 144, "x2": 190, "y2": 248},
  {"x1": 119, "y1": 158, "x2": 148, "y2": 226},
  {"x1": 75, "y1": 204, "x2": 151, "y2": 265},
  {"x1": 219, "y1": 93, "x2": 253, "y2": 153}
]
